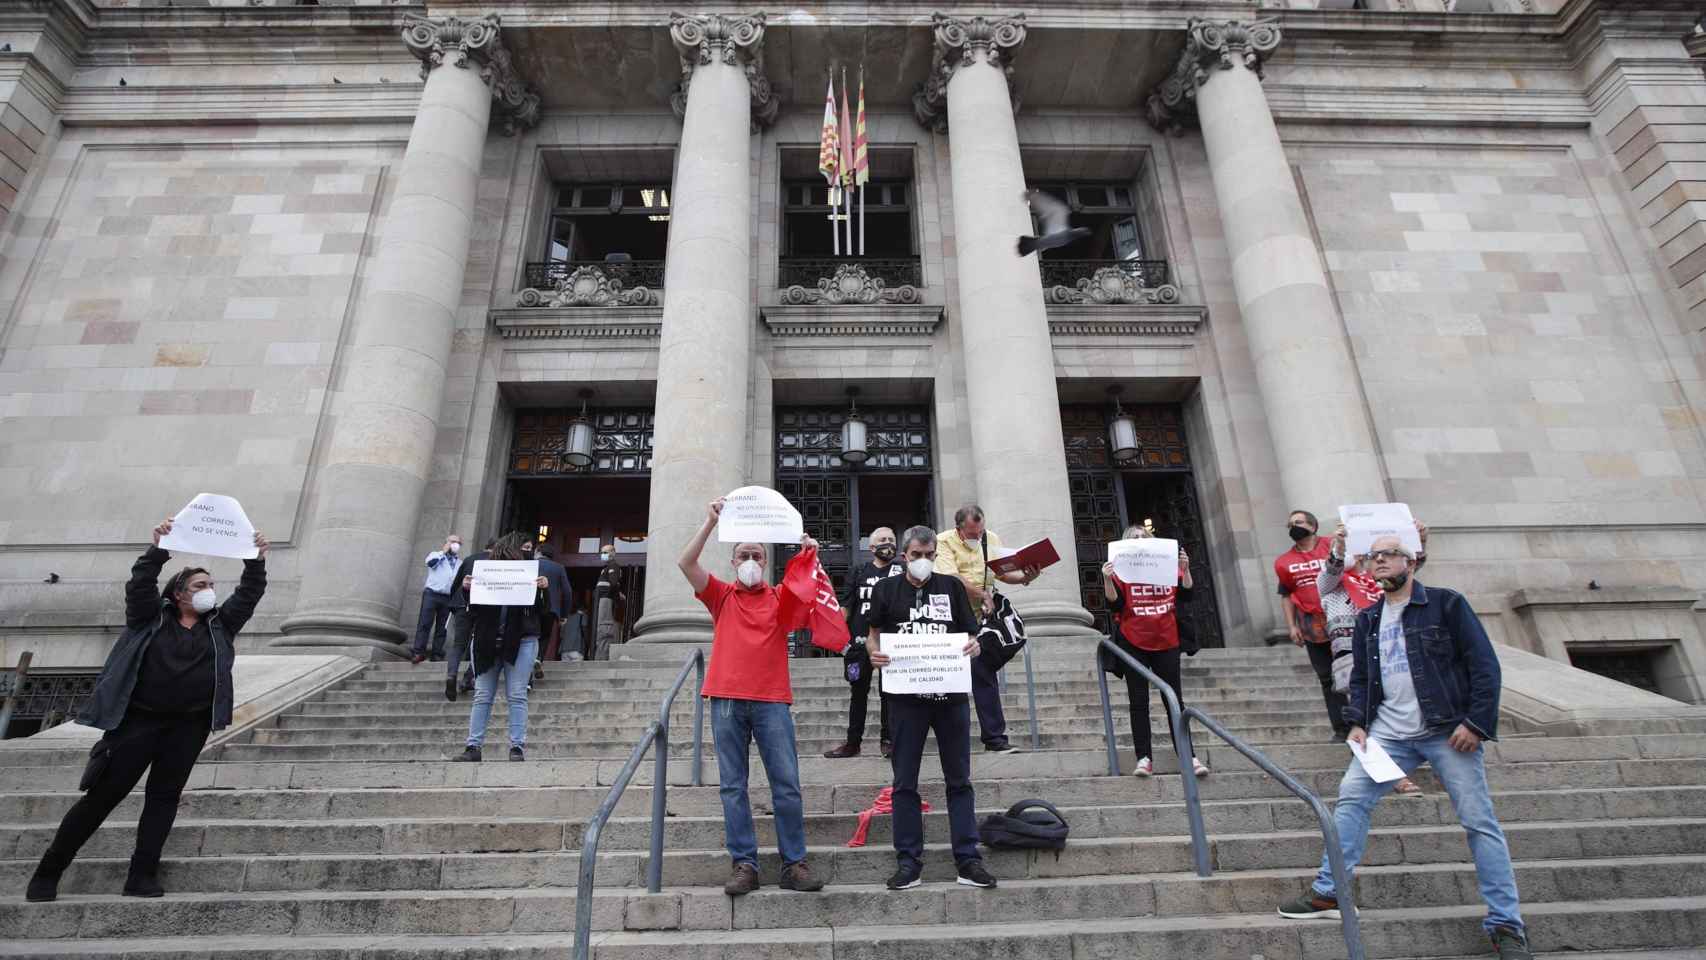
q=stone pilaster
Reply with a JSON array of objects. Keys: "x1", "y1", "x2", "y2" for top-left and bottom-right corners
[
  {"x1": 279, "y1": 15, "x2": 537, "y2": 652},
  {"x1": 924, "y1": 12, "x2": 1095, "y2": 638},
  {"x1": 1148, "y1": 18, "x2": 1387, "y2": 516},
  {"x1": 631, "y1": 13, "x2": 772, "y2": 646}
]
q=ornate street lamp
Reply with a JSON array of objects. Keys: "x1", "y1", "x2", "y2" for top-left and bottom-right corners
[
  {"x1": 565, "y1": 388, "x2": 596, "y2": 468},
  {"x1": 1107, "y1": 385, "x2": 1140, "y2": 464},
  {"x1": 840, "y1": 386, "x2": 869, "y2": 464}
]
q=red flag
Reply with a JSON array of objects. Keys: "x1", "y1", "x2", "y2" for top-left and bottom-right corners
[
  {"x1": 780, "y1": 545, "x2": 850, "y2": 654},
  {"x1": 838, "y1": 74, "x2": 856, "y2": 192}
]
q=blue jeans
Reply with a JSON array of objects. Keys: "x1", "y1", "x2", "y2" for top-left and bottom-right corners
[
  {"x1": 1313, "y1": 732, "x2": 1523, "y2": 934},
  {"x1": 465, "y1": 636, "x2": 538, "y2": 750},
  {"x1": 710, "y1": 697, "x2": 807, "y2": 867}
]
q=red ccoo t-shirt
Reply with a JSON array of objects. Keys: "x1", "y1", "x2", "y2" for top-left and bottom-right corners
[
  {"x1": 1114, "y1": 575, "x2": 1180, "y2": 652},
  {"x1": 1274, "y1": 539, "x2": 1333, "y2": 616},
  {"x1": 696, "y1": 575, "x2": 794, "y2": 704}
]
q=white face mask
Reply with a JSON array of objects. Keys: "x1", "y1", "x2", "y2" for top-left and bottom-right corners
[
  {"x1": 191, "y1": 588, "x2": 218, "y2": 614},
  {"x1": 907, "y1": 557, "x2": 934, "y2": 582},
  {"x1": 448, "y1": 543, "x2": 460, "y2": 555},
  {"x1": 736, "y1": 559, "x2": 764, "y2": 587}
]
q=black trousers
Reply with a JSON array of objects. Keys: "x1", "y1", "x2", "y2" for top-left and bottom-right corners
[
  {"x1": 39, "y1": 708, "x2": 211, "y2": 876},
  {"x1": 970, "y1": 654, "x2": 1008, "y2": 748},
  {"x1": 889, "y1": 695, "x2": 981, "y2": 868},
  {"x1": 1304, "y1": 637, "x2": 1350, "y2": 736},
  {"x1": 1122, "y1": 645, "x2": 1183, "y2": 762},
  {"x1": 412, "y1": 589, "x2": 454, "y2": 657},
  {"x1": 846, "y1": 663, "x2": 891, "y2": 745}
]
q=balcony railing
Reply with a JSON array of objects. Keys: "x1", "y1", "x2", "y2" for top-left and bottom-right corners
[
  {"x1": 1039, "y1": 259, "x2": 1177, "y2": 305},
  {"x1": 776, "y1": 257, "x2": 925, "y2": 306},
  {"x1": 519, "y1": 260, "x2": 665, "y2": 308}
]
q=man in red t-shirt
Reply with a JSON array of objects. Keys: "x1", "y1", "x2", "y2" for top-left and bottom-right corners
[
  {"x1": 678, "y1": 498, "x2": 826, "y2": 898},
  {"x1": 1102, "y1": 526, "x2": 1207, "y2": 778}
]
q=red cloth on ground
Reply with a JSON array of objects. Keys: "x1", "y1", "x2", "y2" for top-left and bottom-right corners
[{"x1": 846, "y1": 786, "x2": 931, "y2": 847}]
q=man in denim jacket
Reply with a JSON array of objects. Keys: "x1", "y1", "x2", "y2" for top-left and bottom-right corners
[{"x1": 1278, "y1": 535, "x2": 1532, "y2": 960}]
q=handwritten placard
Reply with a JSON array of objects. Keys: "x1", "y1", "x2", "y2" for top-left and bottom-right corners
[
  {"x1": 470, "y1": 560, "x2": 539, "y2": 606},
  {"x1": 158, "y1": 493, "x2": 258, "y2": 560},
  {"x1": 1338, "y1": 503, "x2": 1421, "y2": 558},
  {"x1": 717, "y1": 485, "x2": 804, "y2": 544},
  {"x1": 880, "y1": 632, "x2": 972, "y2": 695},
  {"x1": 1108, "y1": 538, "x2": 1179, "y2": 587}
]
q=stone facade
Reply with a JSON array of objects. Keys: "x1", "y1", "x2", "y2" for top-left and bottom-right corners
[{"x1": 1, "y1": 1, "x2": 1705, "y2": 700}]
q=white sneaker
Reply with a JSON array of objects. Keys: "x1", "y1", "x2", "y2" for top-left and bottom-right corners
[
  {"x1": 1192, "y1": 756, "x2": 1210, "y2": 778},
  {"x1": 1133, "y1": 756, "x2": 1153, "y2": 777}
]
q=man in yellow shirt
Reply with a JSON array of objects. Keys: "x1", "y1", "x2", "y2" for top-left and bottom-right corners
[{"x1": 935, "y1": 504, "x2": 1038, "y2": 754}]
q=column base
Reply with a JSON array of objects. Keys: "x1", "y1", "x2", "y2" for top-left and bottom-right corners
[
  {"x1": 1010, "y1": 599, "x2": 1101, "y2": 642},
  {"x1": 630, "y1": 608, "x2": 714, "y2": 645},
  {"x1": 278, "y1": 609, "x2": 409, "y2": 647},
  {"x1": 265, "y1": 633, "x2": 412, "y2": 663}
]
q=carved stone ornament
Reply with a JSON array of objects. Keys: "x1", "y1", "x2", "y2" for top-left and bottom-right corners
[
  {"x1": 669, "y1": 13, "x2": 778, "y2": 131},
  {"x1": 517, "y1": 266, "x2": 659, "y2": 308},
  {"x1": 1145, "y1": 18, "x2": 1281, "y2": 134},
  {"x1": 1044, "y1": 271, "x2": 1182, "y2": 307},
  {"x1": 913, "y1": 13, "x2": 1026, "y2": 132},
  {"x1": 402, "y1": 14, "x2": 541, "y2": 135},
  {"x1": 780, "y1": 263, "x2": 924, "y2": 306}
]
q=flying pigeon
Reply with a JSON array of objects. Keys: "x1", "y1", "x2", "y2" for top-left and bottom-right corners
[{"x1": 1017, "y1": 189, "x2": 1091, "y2": 257}]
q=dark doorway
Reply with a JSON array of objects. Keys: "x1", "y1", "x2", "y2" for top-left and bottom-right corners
[
  {"x1": 1060, "y1": 403, "x2": 1223, "y2": 646},
  {"x1": 504, "y1": 476, "x2": 649, "y2": 647}
]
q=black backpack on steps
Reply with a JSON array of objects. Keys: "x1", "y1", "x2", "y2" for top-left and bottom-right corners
[{"x1": 978, "y1": 799, "x2": 1070, "y2": 851}]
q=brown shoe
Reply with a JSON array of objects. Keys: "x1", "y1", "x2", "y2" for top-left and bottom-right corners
[
  {"x1": 724, "y1": 862, "x2": 760, "y2": 896},
  {"x1": 779, "y1": 861, "x2": 825, "y2": 892},
  {"x1": 822, "y1": 742, "x2": 860, "y2": 759}
]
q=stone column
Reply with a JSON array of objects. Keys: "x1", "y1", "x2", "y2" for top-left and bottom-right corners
[
  {"x1": 280, "y1": 15, "x2": 538, "y2": 649},
  {"x1": 632, "y1": 14, "x2": 776, "y2": 646},
  {"x1": 915, "y1": 14, "x2": 1094, "y2": 638},
  {"x1": 1149, "y1": 19, "x2": 1386, "y2": 512}
]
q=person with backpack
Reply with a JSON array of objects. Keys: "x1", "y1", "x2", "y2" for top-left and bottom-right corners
[{"x1": 1100, "y1": 524, "x2": 1208, "y2": 779}]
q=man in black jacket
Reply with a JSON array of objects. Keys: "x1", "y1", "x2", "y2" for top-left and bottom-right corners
[
  {"x1": 444, "y1": 539, "x2": 493, "y2": 701},
  {"x1": 27, "y1": 517, "x2": 267, "y2": 902},
  {"x1": 824, "y1": 526, "x2": 902, "y2": 759}
]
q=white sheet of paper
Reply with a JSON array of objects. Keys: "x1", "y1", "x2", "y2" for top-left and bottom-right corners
[
  {"x1": 158, "y1": 493, "x2": 258, "y2": 560},
  {"x1": 880, "y1": 632, "x2": 973, "y2": 696},
  {"x1": 1348, "y1": 736, "x2": 1408, "y2": 784},
  {"x1": 1108, "y1": 538, "x2": 1179, "y2": 587},
  {"x1": 1338, "y1": 503, "x2": 1422, "y2": 558},
  {"x1": 470, "y1": 559, "x2": 539, "y2": 606},
  {"x1": 717, "y1": 485, "x2": 804, "y2": 544}
]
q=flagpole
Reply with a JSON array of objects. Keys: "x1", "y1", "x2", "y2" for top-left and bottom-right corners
[
  {"x1": 830, "y1": 191, "x2": 839, "y2": 256},
  {"x1": 842, "y1": 67, "x2": 854, "y2": 258},
  {"x1": 859, "y1": 184, "x2": 866, "y2": 257}
]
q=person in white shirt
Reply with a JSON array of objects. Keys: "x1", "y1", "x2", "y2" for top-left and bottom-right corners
[{"x1": 412, "y1": 535, "x2": 462, "y2": 664}]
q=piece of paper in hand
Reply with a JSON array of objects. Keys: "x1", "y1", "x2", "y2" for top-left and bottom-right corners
[
  {"x1": 1338, "y1": 503, "x2": 1422, "y2": 558},
  {"x1": 1347, "y1": 736, "x2": 1407, "y2": 784},
  {"x1": 1108, "y1": 538, "x2": 1180, "y2": 587},
  {"x1": 158, "y1": 493, "x2": 259, "y2": 560},
  {"x1": 470, "y1": 560, "x2": 539, "y2": 606},
  {"x1": 880, "y1": 633, "x2": 973, "y2": 696},
  {"x1": 717, "y1": 486, "x2": 805, "y2": 544}
]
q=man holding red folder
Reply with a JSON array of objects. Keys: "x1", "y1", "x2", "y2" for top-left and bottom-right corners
[{"x1": 934, "y1": 504, "x2": 1038, "y2": 754}]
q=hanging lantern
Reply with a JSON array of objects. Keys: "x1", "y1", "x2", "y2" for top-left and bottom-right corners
[
  {"x1": 1108, "y1": 386, "x2": 1140, "y2": 464},
  {"x1": 565, "y1": 389, "x2": 595, "y2": 468},
  {"x1": 840, "y1": 387, "x2": 869, "y2": 463}
]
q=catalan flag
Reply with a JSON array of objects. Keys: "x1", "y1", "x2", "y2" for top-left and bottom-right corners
[
  {"x1": 853, "y1": 67, "x2": 869, "y2": 188},
  {"x1": 818, "y1": 76, "x2": 841, "y2": 206},
  {"x1": 838, "y1": 70, "x2": 856, "y2": 194}
]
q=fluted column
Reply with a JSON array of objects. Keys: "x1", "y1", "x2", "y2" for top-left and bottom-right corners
[
  {"x1": 915, "y1": 14, "x2": 1095, "y2": 638},
  {"x1": 1149, "y1": 19, "x2": 1386, "y2": 512},
  {"x1": 280, "y1": 15, "x2": 538, "y2": 648},
  {"x1": 633, "y1": 13, "x2": 777, "y2": 645}
]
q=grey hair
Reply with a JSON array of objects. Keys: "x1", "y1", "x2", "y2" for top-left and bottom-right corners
[
  {"x1": 953, "y1": 504, "x2": 983, "y2": 527},
  {"x1": 900, "y1": 525, "x2": 937, "y2": 552}
]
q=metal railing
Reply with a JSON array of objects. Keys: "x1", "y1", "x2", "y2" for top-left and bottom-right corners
[
  {"x1": 777, "y1": 256, "x2": 923, "y2": 290},
  {"x1": 1093, "y1": 637, "x2": 1365, "y2": 960},
  {"x1": 525, "y1": 259, "x2": 666, "y2": 291},
  {"x1": 993, "y1": 641, "x2": 1042, "y2": 750},
  {"x1": 573, "y1": 649, "x2": 705, "y2": 960}
]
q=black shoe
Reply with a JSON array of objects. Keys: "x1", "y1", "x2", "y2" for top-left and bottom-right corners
[
  {"x1": 25, "y1": 867, "x2": 60, "y2": 903},
  {"x1": 445, "y1": 678, "x2": 458, "y2": 703},
  {"x1": 885, "y1": 862, "x2": 922, "y2": 891},
  {"x1": 533, "y1": 663, "x2": 544, "y2": 681},
  {"x1": 822, "y1": 742, "x2": 860, "y2": 759},
  {"x1": 509, "y1": 746, "x2": 524, "y2": 762},
  {"x1": 984, "y1": 741, "x2": 1020, "y2": 755},
  {"x1": 410, "y1": 654, "x2": 425, "y2": 665},
  {"x1": 459, "y1": 672, "x2": 475, "y2": 692},
  {"x1": 880, "y1": 740, "x2": 893, "y2": 759},
  {"x1": 955, "y1": 860, "x2": 997, "y2": 889},
  {"x1": 122, "y1": 869, "x2": 163, "y2": 898},
  {"x1": 429, "y1": 654, "x2": 445, "y2": 663},
  {"x1": 451, "y1": 746, "x2": 481, "y2": 762},
  {"x1": 1490, "y1": 927, "x2": 1534, "y2": 960}
]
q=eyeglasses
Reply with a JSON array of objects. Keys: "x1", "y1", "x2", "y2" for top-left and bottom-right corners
[{"x1": 1368, "y1": 548, "x2": 1410, "y2": 561}]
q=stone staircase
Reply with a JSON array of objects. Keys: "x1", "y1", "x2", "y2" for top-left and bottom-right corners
[{"x1": 3, "y1": 644, "x2": 1705, "y2": 959}]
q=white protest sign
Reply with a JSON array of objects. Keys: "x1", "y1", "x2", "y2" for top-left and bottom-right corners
[
  {"x1": 879, "y1": 632, "x2": 973, "y2": 696},
  {"x1": 1108, "y1": 538, "x2": 1179, "y2": 587},
  {"x1": 1348, "y1": 736, "x2": 1408, "y2": 784},
  {"x1": 158, "y1": 493, "x2": 258, "y2": 560},
  {"x1": 717, "y1": 485, "x2": 804, "y2": 544},
  {"x1": 1338, "y1": 503, "x2": 1422, "y2": 558},
  {"x1": 470, "y1": 559, "x2": 539, "y2": 606}
]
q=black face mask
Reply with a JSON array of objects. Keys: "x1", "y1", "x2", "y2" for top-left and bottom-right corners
[
  {"x1": 872, "y1": 544, "x2": 895, "y2": 561},
  {"x1": 1287, "y1": 525, "x2": 1313, "y2": 543},
  {"x1": 1377, "y1": 570, "x2": 1410, "y2": 593}
]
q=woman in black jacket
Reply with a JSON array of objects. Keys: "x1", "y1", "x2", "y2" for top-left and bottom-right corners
[
  {"x1": 452, "y1": 532, "x2": 551, "y2": 762},
  {"x1": 27, "y1": 517, "x2": 268, "y2": 902}
]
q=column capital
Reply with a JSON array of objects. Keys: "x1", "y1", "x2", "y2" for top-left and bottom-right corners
[
  {"x1": 401, "y1": 13, "x2": 541, "y2": 135},
  {"x1": 668, "y1": 12, "x2": 778, "y2": 130},
  {"x1": 913, "y1": 13, "x2": 1026, "y2": 132},
  {"x1": 1145, "y1": 17, "x2": 1281, "y2": 134}
]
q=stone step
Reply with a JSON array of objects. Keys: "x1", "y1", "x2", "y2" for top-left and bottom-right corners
[
  {"x1": 4, "y1": 894, "x2": 1703, "y2": 957},
  {"x1": 283, "y1": 701, "x2": 1331, "y2": 725},
  {"x1": 299, "y1": 692, "x2": 1344, "y2": 716},
  {"x1": 326, "y1": 676, "x2": 1326, "y2": 697}
]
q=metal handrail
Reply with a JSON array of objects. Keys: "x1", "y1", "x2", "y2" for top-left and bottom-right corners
[
  {"x1": 573, "y1": 649, "x2": 705, "y2": 960},
  {"x1": 1094, "y1": 637, "x2": 1211, "y2": 876},
  {"x1": 1181, "y1": 706, "x2": 1365, "y2": 960}
]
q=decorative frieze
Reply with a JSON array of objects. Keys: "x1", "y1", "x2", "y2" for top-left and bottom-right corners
[
  {"x1": 1146, "y1": 18, "x2": 1281, "y2": 133},
  {"x1": 516, "y1": 265, "x2": 660, "y2": 308},
  {"x1": 779, "y1": 263, "x2": 922, "y2": 306},
  {"x1": 492, "y1": 306, "x2": 664, "y2": 340},
  {"x1": 1044, "y1": 271, "x2": 1182, "y2": 307},
  {"x1": 401, "y1": 14, "x2": 540, "y2": 134},
  {"x1": 760, "y1": 304, "x2": 944, "y2": 337},
  {"x1": 1046, "y1": 303, "x2": 1205, "y2": 338},
  {"x1": 669, "y1": 12, "x2": 778, "y2": 130},
  {"x1": 913, "y1": 13, "x2": 1026, "y2": 132}
]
